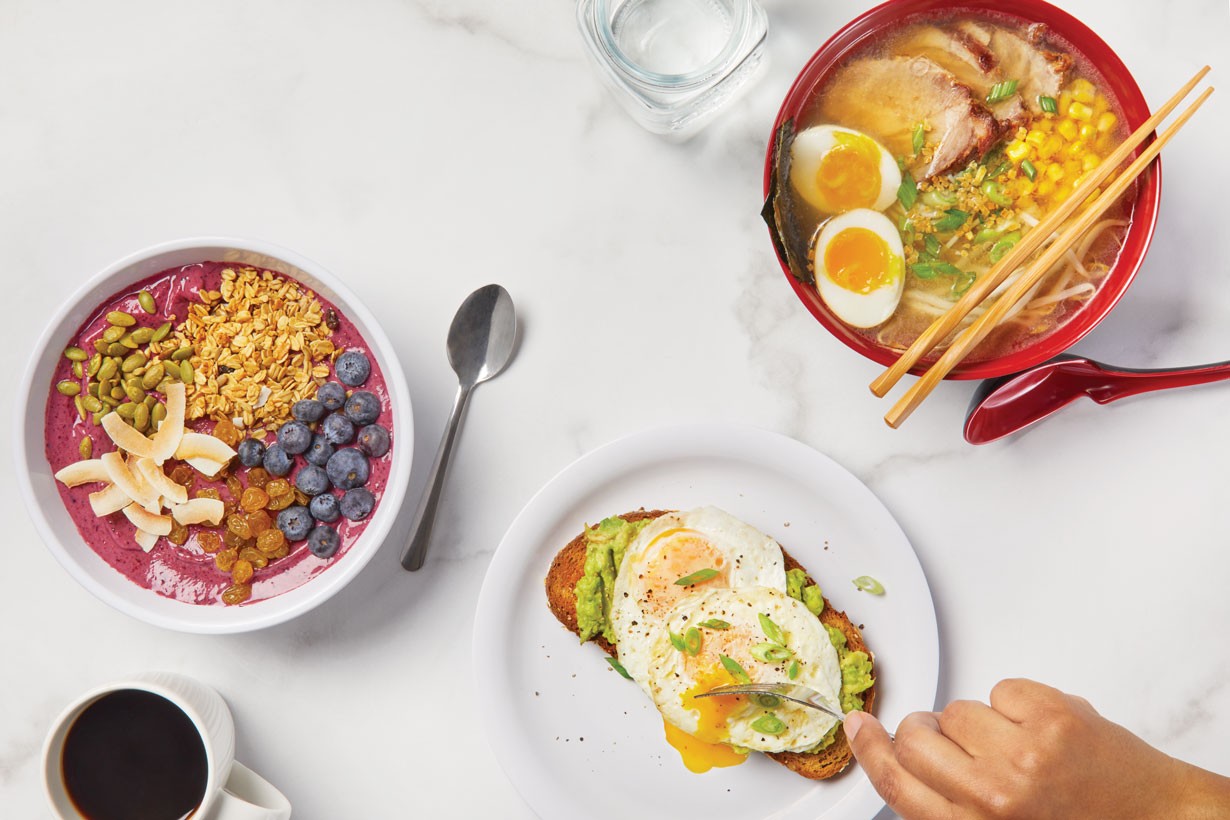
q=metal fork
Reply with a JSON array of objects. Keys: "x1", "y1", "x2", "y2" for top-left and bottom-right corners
[{"x1": 696, "y1": 682, "x2": 894, "y2": 740}]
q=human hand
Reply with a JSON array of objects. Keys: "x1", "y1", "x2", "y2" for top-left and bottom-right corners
[{"x1": 843, "y1": 678, "x2": 1230, "y2": 819}]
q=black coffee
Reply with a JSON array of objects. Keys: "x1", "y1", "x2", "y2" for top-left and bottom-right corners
[{"x1": 61, "y1": 689, "x2": 208, "y2": 820}]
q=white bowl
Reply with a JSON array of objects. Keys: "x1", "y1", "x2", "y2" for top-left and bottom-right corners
[{"x1": 14, "y1": 237, "x2": 414, "y2": 633}]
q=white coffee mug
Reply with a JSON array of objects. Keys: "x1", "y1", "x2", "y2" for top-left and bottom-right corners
[{"x1": 43, "y1": 671, "x2": 292, "y2": 820}]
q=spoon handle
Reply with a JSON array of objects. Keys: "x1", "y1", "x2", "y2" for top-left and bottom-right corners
[
  {"x1": 1088, "y1": 361, "x2": 1230, "y2": 403},
  {"x1": 401, "y1": 384, "x2": 472, "y2": 571}
]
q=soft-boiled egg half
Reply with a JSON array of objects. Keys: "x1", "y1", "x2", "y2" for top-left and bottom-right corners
[
  {"x1": 811, "y1": 208, "x2": 905, "y2": 328},
  {"x1": 647, "y1": 588, "x2": 843, "y2": 756},
  {"x1": 611, "y1": 507, "x2": 787, "y2": 693},
  {"x1": 789, "y1": 125, "x2": 901, "y2": 215}
]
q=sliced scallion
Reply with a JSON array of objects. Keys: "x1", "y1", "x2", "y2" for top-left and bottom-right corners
[
  {"x1": 669, "y1": 630, "x2": 686, "y2": 652},
  {"x1": 980, "y1": 179, "x2": 1013, "y2": 207},
  {"x1": 787, "y1": 660, "x2": 800, "y2": 680},
  {"x1": 1039, "y1": 94, "x2": 1058, "y2": 114},
  {"x1": 720, "y1": 654, "x2": 751, "y2": 684},
  {"x1": 754, "y1": 694, "x2": 782, "y2": 708},
  {"x1": 699, "y1": 618, "x2": 731, "y2": 630},
  {"x1": 852, "y1": 576, "x2": 886, "y2": 595},
  {"x1": 606, "y1": 656, "x2": 632, "y2": 679},
  {"x1": 751, "y1": 713, "x2": 787, "y2": 736},
  {"x1": 897, "y1": 172, "x2": 918, "y2": 210},
  {"x1": 923, "y1": 234, "x2": 941, "y2": 257},
  {"x1": 751, "y1": 642, "x2": 794, "y2": 663},
  {"x1": 951, "y1": 271, "x2": 978, "y2": 297},
  {"x1": 758, "y1": 613, "x2": 786, "y2": 646},
  {"x1": 1021, "y1": 159, "x2": 1038, "y2": 181},
  {"x1": 911, "y1": 122, "x2": 925, "y2": 156},
  {"x1": 683, "y1": 627, "x2": 702, "y2": 656},
  {"x1": 674, "y1": 568, "x2": 719, "y2": 586},
  {"x1": 989, "y1": 231, "x2": 1022, "y2": 263},
  {"x1": 921, "y1": 189, "x2": 958, "y2": 209},
  {"x1": 986, "y1": 79, "x2": 1019, "y2": 104},
  {"x1": 973, "y1": 226, "x2": 1004, "y2": 244},
  {"x1": 932, "y1": 208, "x2": 969, "y2": 233}
]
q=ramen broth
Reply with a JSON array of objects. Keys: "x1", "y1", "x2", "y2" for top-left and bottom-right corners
[{"x1": 787, "y1": 12, "x2": 1134, "y2": 362}]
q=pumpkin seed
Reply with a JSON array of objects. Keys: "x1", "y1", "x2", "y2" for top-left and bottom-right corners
[
  {"x1": 171, "y1": 345, "x2": 194, "y2": 361},
  {"x1": 130, "y1": 327, "x2": 154, "y2": 345},
  {"x1": 156, "y1": 378, "x2": 171, "y2": 393},
  {"x1": 133, "y1": 404, "x2": 150, "y2": 432},
  {"x1": 87, "y1": 382, "x2": 99, "y2": 398},
  {"x1": 97, "y1": 357, "x2": 118, "y2": 381},
  {"x1": 124, "y1": 381, "x2": 146, "y2": 403},
  {"x1": 73, "y1": 395, "x2": 86, "y2": 420},
  {"x1": 56, "y1": 380, "x2": 81, "y2": 396},
  {"x1": 71, "y1": 361, "x2": 83, "y2": 379},
  {"x1": 121, "y1": 352, "x2": 146, "y2": 373},
  {"x1": 151, "y1": 402, "x2": 167, "y2": 424},
  {"x1": 106, "y1": 310, "x2": 136, "y2": 327},
  {"x1": 138, "y1": 290, "x2": 156, "y2": 314},
  {"x1": 64, "y1": 346, "x2": 88, "y2": 362},
  {"x1": 102, "y1": 326, "x2": 126, "y2": 343},
  {"x1": 152, "y1": 321, "x2": 172, "y2": 343},
  {"x1": 143, "y1": 394, "x2": 157, "y2": 408},
  {"x1": 93, "y1": 339, "x2": 109, "y2": 354},
  {"x1": 110, "y1": 386, "x2": 126, "y2": 401},
  {"x1": 107, "y1": 342, "x2": 127, "y2": 357},
  {"x1": 91, "y1": 410, "x2": 105, "y2": 425},
  {"x1": 141, "y1": 363, "x2": 165, "y2": 390},
  {"x1": 82, "y1": 396, "x2": 103, "y2": 413},
  {"x1": 117, "y1": 402, "x2": 138, "y2": 419},
  {"x1": 120, "y1": 335, "x2": 139, "y2": 350},
  {"x1": 79, "y1": 437, "x2": 93, "y2": 459},
  {"x1": 87, "y1": 354, "x2": 101, "y2": 377},
  {"x1": 101, "y1": 395, "x2": 120, "y2": 408},
  {"x1": 162, "y1": 360, "x2": 180, "y2": 380}
]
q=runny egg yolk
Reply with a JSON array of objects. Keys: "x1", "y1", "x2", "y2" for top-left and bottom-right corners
[
  {"x1": 814, "y1": 132, "x2": 882, "y2": 213},
  {"x1": 823, "y1": 226, "x2": 899, "y2": 294},
  {"x1": 662, "y1": 669, "x2": 749, "y2": 773},
  {"x1": 638, "y1": 529, "x2": 729, "y2": 618}
]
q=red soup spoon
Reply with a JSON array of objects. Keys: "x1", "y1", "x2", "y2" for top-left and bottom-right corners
[{"x1": 964, "y1": 353, "x2": 1230, "y2": 444}]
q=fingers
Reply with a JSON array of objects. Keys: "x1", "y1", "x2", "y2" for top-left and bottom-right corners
[
  {"x1": 937, "y1": 698, "x2": 1023, "y2": 759},
  {"x1": 845, "y1": 711, "x2": 958, "y2": 820},
  {"x1": 989, "y1": 677, "x2": 1066, "y2": 723}
]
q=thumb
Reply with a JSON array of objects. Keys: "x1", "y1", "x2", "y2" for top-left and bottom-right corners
[{"x1": 844, "y1": 710, "x2": 893, "y2": 763}]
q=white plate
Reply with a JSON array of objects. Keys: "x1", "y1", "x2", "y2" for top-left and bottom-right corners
[{"x1": 475, "y1": 423, "x2": 938, "y2": 820}]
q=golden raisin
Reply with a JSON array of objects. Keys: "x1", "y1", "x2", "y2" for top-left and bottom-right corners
[
  {"x1": 223, "y1": 530, "x2": 252, "y2": 550},
  {"x1": 272, "y1": 544, "x2": 290, "y2": 559},
  {"x1": 231, "y1": 558, "x2": 254, "y2": 584},
  {"x1": 170, "y1": 465, "x2": 196, "y2": 488},
  {"x1": 266, "y1": 478, "x2": 292, "y2": 498},
  {"x1": 167, "y1": 520, "x2": 189, "y2": 546},
  {"x1": 267, "y1": 493, "x2": 294, "y2": 511},
  {"x1": 197, "y1": 531, "x2": 224, "y2": 554},
  {"x1": 238, "y1": 548, "x2": 267, "y2": 569},
  {"x1": 221, "y1": 583, "x2": 251, "y2": 606},
  {"x1": 225, "y1": 475, "x2": 244, "y2": 500},
  {"x1": 241, "y1": 487, "x2": 269, "y2": 511},
  {"x1": 247, "y1": 467, "x2": 270, "y2": 488},
  {"x1": 215, "y1": 548, "x2": 238, "y2": 572},
  {"x1": 293, "y1": 489, "x2": 311, "y2": 506},
  {"x1": 222, "y1": 500, "x2": 239, "y2": 519},
  {"x1": 195, "y1": 487, "x2": 221, "y2": 501},
  {"x1": 246, "y1": 510, "x2": 272, "y2": 535},
  {"x1": 256, "y1": 528, "x2": 286, "y2": 554},
  {"x1": 226, "y1": 514, "x2": 253, "y2": 539},
  {"x1": 213, "y1": 418, "x2": 242, "y2": 448}
]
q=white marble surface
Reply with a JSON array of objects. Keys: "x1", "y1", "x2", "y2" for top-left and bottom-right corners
[{"x1": 2, "y1": 1, "x2": 1228, "y2": 817}]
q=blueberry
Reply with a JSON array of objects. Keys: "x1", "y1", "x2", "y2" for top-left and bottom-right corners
[
  {"x1": 340, "y1": 487, "x2": 375, "y2": 521},
  {"x1": 263, "y1": 444, "x2": 293, "y2": 476},
  {"x1": 326, "y1": 448, "x2": 370, "y2": 490},
  {"x1": 304, "y1": 434, "x2": 334, "y2": 467},
  {"x1": 343, "y1": 390, "x2": 381, "y2": 426},
  {"x1": 277, "y1": 420, "x2": 312, "y2": 455},
  {"x1": 277, "y1": 505, "x2": 313, "y2": 541},
  {"x1": 321, "y1": 413, "x2": 355, "y2": 445},
  {"x1": 292, "y1": 399, "x2": 325, "y2": 423},
  {"x1": 307, "y1": 525, "x2": 340, "y2": 559},
  {"x1": 309, "y1": 492, "x2": 341, "y2": 523},
  {"x1": 237, "y1": 438, "x2": 265, "y2": 468},
  {"x1": 295, "y1": 464, "x2": 330, "y2": 496},
  {"x1": 357, "y1": 424, "x2": 391, "y2": 458},
  {"x1": 335, "y1": 350, "x2": 371, "y2": 386},
  {"x1": 317, "y1": 382, "x2": 347, "y2": 412}
]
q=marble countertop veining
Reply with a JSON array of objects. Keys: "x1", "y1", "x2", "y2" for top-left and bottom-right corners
[{"x1": 2, "y1": 1, "x2": 1228, "y2": 817}]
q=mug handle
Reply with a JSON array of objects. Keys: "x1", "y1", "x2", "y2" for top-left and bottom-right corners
[{"x1": 204, "y1": 761, "x2": 292, "y2": 820}]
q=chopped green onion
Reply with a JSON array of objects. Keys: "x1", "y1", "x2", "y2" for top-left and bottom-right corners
[
  {"x1": 932, "y1": 208, "x2": 969, "y2": 233},
  {"x1": 1021, "y1": 159, "x2": 1038, "y2": 181},
  {"x1": 758, "y1": 613, "x2": 786, "y2": 646},
  {"x1": 910, "y1": 262, "x2": 940, "y2": 280},
  {"x1": 951, "y1": 271, "x2": 978, "y2": 297},
  {"x1": 980, "y1": 179, "x2": 1013, "y2": 207},
  {"x1": 683, "y1": 626, "x2": 702, "y2": 656},
  {"x1": 787, "y1": 660, "x2": 800, "y2": 680},
  {"x1": 751, "y1": 714, "x2": 787, "y2": 735},
  {"x1": 669, "y1": 630, "x2": 686, "y2": 652},
  {"x1": 923, "y1": 234, "x2": 941, "y2": 256},
  {"x1": 896, "y1": 172, "x2": 918, "y2": 210},
  {"x1": 751, "y1": 642, "x2": 794, "y2": 663},
  {"x1": 754, "y1": 694, "x2": 782, "y2": 708},
  {"x1": 911, "y1": 122, "x2": 925, "y2": 156},
  {"x1": 973, "y1": 226, "x2": 1004, "y2": 244},
  {"x1": 852, "y1": 576, "x2": 886, "y2": 595},
  {"x1": 896, "y1": 155, "x2": 907, "y2": 173},
  {"x1": 986, "y1": 79, "x2": 1019, "y2": 104},
  {"x1": 921, "y1": 190, "x2": 958, "y2": 209},
  {"x1": 720, "y1": 654, "x2": 751, "y2": 684},
  {"x1": 989, "y1": 230, "x2": 1022, "y2": 263},
  {"x1": 699, "y1": 619, "x2": 731, "y2": 630},
  {"x1": 1039, "y1": 94, "x2": 1058, "y2": 114},
  {"x1": 606, "y1": 656, "x2": 632, "y2": 679},
  {"x1": 990, "y1": 159, "x2": 1012, "y2": 178},
  {"x1": 674, "y1": 568, "x2": 719, "y2": 586}
]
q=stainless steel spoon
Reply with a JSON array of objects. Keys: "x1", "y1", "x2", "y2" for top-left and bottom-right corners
[{"x1": 401, "y1": 285, "x2": 516, "y2": 571}]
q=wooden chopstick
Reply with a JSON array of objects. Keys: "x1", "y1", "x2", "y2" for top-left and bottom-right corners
[
  {"x1": 884, "y1": 85, "x2": 1215, "y2": 429},
  {"x1": 869, "y1": 65, "x2": 1212, "y2": 398}
]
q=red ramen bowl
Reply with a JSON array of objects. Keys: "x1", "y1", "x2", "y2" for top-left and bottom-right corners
[{"x1": 763, "y1": 0, "x2": 1160, "y2": 379}]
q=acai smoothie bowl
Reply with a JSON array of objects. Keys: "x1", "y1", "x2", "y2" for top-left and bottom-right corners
[{"x1": 16, "y1": 238, "x2": 413, "y2": 633}]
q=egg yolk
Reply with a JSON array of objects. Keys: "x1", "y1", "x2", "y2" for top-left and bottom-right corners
[
  {"x1": 637, "y1": 529, "x2": 729, "y2": 618},
  {"x1": 814, "y1": 132, "x2": 882, "y2": 214},
  {"x1": 823, "y1": 227, "x2": 900, "y2": 294},
  {"x1": 663, "y1": 669, "x2": 749, "y2": 773}
]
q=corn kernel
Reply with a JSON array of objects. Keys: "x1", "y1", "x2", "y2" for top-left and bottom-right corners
[
  {"x1": 1059, "y1": 91, "x2": 1074, "y2": 112},
  {"x1": 1037, "y1": 178, "x2": 1056, "y2": 197},
  {"x1": 1069, "y1": 101, "x2": 1094, "y2": 122},
  {"x1": 1037, "y1": 118, "x2": 1054, "y2": 133},
  {"x1": 1082, "y1": 153, "x2": 1100, "y2": 172},
  {"x1": 1025, "y1": 129, "x2": 1046, "y2": 148},
  {"x1": 1096, "y1": 112, "x2": 1117, "y2": 133},
  {"x1": 1039, "y1": 134, "x2": 1064, "y2": 160},
  {"x1": 1094, "y1": 95, "x2": 1110, "y2": 116},
  {"x1": 1063, "y1": 160, "x2": 1081, "y2": 177},
  {"x1": 1080, "y1": 123, "x2": 1097, "y2": 142},
  {"x1": 1071, "y1": 78, "x2": 1096, "y2": 104},
  {"x1": 1064, "y1": 141, "x2": 1086, "y2": 160},
  {"x1": 1046, "y1": 163, "x2": 1065, "y2": 182},
  {"x1": 1017, "y1": 178, "x2": 1037, "y2": 196},
  {"x1": 1072, "y1": 172, "x2": 1089, "y2": 189},
  {"x1": 1005, "y1": 140, "x2": 1031, "y2": 162},
  {"x1": 1017, "y1": 196, "x2": 1037, "y2": 213},
  {"x1": 1056, "y1": 184, "x2": 1073, "y2": 201},
  {"x1": 1056, "y1": 119, "x2": 1080, "y2": 141}
]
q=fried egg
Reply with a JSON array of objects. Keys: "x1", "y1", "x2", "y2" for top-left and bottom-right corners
[
  {"x1": 789, "y1": 125, "x2": 901, "y2": 215},
  {"x1": 610, "y1": 507, "x2": 786, "y2": 696},
  {"x1": 812, "y1": 208, "x2": 905, "y2": 328},
  {"x1": 645, "y1": 587, "x2": 843, "y2": 754}
]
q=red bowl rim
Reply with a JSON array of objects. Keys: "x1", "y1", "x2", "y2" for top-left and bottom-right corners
[{"x1": 763, "y1": 0, "x2": 1161, "y2": 380}]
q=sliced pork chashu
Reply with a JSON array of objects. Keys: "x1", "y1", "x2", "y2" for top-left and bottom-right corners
[
  {"x1": 817, "y1": 56, "x2": 999, "y2": 179},
  {"x1": 957, "y1": 21, "x2": 1073, "y2": 114}
]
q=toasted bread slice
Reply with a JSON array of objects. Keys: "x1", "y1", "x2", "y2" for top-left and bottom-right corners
[{"x1": 544, "y1": 509, "x2": 876, "y2": 780}]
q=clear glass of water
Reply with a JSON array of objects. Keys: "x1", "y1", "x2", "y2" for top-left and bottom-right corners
[{"x1": 577, "y1": 0, "x2": 768, "y2": 140}]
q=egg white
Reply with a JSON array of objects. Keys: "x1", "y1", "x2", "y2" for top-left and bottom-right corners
[
  {"x1": 812, "y1": 208, "x2": 905, "y2": 329},
  {"x1": 789, "y1": 125, "x2": 902, "y2": 214}
]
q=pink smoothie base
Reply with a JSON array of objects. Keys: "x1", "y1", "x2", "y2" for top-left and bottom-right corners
[{"x1": 44, "y1": 262, "x2": 393, "y2": 606}]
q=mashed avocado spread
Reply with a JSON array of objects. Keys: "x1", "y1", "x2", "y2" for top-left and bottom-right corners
[{"x1": 575, "y1": 516, "x2": 651, "y2": 643}]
